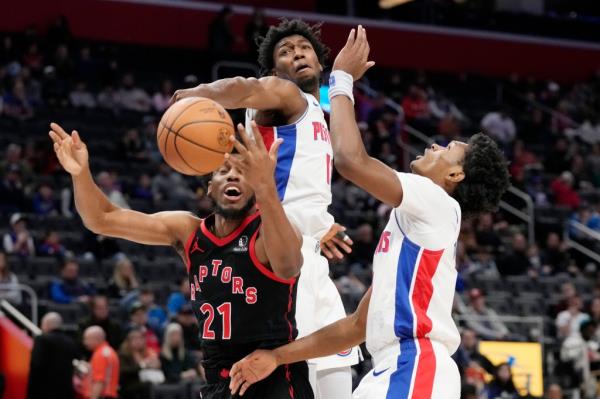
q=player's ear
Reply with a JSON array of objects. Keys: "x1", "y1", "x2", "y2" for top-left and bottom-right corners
[
  {"x1": 207, "y1": 179, "x2": 213, "y2": 196},
  {"x1": 445, "y1": 165, "x2": 465, "y2": 185}
]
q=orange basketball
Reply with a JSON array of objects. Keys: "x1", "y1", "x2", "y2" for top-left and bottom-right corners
[{"x1": 157, "y1": 97, "x2": 235, "y2": 175}]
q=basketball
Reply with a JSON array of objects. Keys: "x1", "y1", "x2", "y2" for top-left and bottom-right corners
[{"x1": 157, "y1": 97, "x2": 235, "y2": 175}]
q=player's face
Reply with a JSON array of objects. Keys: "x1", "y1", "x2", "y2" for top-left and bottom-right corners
[
  {"x1": 273, "y1": 34, "x2": 322, "y2": 93},
  {"x1": 208, "y1": 160, "x2": 256, "y2": 220},
  {"x1": 410, "y1": 141, "x2": 468, "y2": 179}
]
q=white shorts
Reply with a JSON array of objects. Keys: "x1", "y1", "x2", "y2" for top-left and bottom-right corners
[
  {"x1": 296, "y1": 235, "x2": 360, "y2": 371},
  {"x1": 353, "y1": 339, "x2": 460, "y2": 399}
]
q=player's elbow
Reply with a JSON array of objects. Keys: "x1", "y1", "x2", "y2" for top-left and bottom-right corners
[
  {"x1": 273, "y1": 252, "x2": 303, "y2": 280},
  {"x1": 334, "y1": 155, "x2": 365, "y2": 181}
]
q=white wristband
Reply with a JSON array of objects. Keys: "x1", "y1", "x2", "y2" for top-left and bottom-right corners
[{"x1": 328, "y1": 70, "x2": 354, "y2": 104}]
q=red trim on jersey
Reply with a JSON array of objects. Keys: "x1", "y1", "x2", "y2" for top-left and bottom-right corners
[
  {"x1": 410, "y1": 249, "x2": 443, "y2": 399},
  {"x1": 200, "y1": 211, "x2": 260, "y2": 247},
  {"x1": 256, "y1": 125, "x2": 275, "y2": 150},
  {"x1": 284, "y1": 281, "x2": 296, "y2": 399},
  {"x1": 183, "y1": 225, "x2": 199, "y2": 273},
  {"x1": 248, "y1": 227, "x2": 296, "y2": 285}
]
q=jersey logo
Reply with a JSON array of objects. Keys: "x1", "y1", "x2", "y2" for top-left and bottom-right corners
[
  {"x1": 373, "y1": 367, "x2": 390, "y2": 377},
  {"x1": 233, "y1": 235, "x2": 248, "y2": 253},
  {"x1": 375, "y1": 231, "x2": 391, "y2": 254},
  {"x1": 190, "y1": 237, "x2": 205, "y2": 254},
  {"x1": 337, "y1": 348, "x2": 352, "y2": 357}
]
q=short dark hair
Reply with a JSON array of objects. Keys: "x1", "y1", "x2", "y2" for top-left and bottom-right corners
[
  {"x1": 257, "y1": 18, "x2": 330, "y2": 76},
  {"x1": 453, "y1": 133, "x2": 510, "y2": 219}
]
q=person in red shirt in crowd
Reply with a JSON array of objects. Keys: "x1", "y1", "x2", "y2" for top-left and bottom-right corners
[
  {"x1": 401, "y1": 85, "x2": 430, "y2": 121},
  {"x1": 550, "y1": 171, "x2": 581, "y2": 210},
  {"x1": 82, "y1": 326, "x2": 119, "y2": 399},
  {"x1": 127, "y1": 301, "x2": 160, "y2": 353}
]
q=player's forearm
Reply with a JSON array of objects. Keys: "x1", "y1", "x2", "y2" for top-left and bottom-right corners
[
  {"x1": 330, "y1": 95, "x2": 370, "y2": 175},
  {"x1": 72, "y1": 167, "x2": 118, "y2": 232},
  {"x1": 190, "y1": 77, "x2": 265, "y2": 110},
  {"x1": 255, "y1": 182, "x2": 303, "y2": 279},
  {"x1": 90, "y1": 381, "x2": 104, "y2": 399},
  {"x1": 274, "y1": 313, "x2": 365, "y2": 365}
]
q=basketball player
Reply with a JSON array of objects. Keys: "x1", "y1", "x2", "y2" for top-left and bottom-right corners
[
  {"x1": 172, "y1": 19, "x2": 359, "y2": 399},
  {"x1": 48, "y1": 121, "x2": 313, "y2": 399},
  {"x1": 228, "y1": 26, "x2": 511, "y2": 399}
]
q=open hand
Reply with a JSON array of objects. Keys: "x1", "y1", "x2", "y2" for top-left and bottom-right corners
[
  {"x1": 48, "y1": 123, "x2": 89, "y2": 176},
  {"x1": 169, "y1": 86, "x2": 199, "y2": 106},
  {"x1": 320, "y1": 223, "x2": 353, "y2": 260},
  {"x1": 332, "y1": 25, "x2": 375, "y2": 81},
  {"x1": 229, "y1": 349, "x2": 279, "y2": 396},
  {"x1": 225, "y1": 122, "x2": 282, "y2": 194}
]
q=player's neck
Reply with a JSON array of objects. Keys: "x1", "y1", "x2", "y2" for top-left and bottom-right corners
[
  {"x1": 212, "y1": 214, "x2": 245, "y2": 238},
  {"x1": 308, "y1": 88, "x2": 320, "y2": 102}
]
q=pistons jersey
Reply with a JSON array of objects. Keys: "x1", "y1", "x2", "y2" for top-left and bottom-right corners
[
  {"x1": 246, "y1": 91, "x2": 334, "y2": 240},
  {"x1": 184, "y1": 211, "x2": 298, "y2": 364}
]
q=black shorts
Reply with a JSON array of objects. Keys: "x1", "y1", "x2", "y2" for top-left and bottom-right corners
[{"x1": 201, "y1": 361, "x2": 314, "y2": 399}]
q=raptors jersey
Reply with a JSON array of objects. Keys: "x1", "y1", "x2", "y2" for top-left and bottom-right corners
[
  {"x1": 246, "y1": 92, "x2": 334, "y2": 240},
  {"x1": 366, "y1": 172, "x2": 462, "y2": 367},
  {"x1": 184, "y1": 211, "x2": 298, "y2": 368}
]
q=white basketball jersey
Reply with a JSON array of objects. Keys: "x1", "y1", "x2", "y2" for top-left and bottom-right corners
[
  {"x1": 366, "y1": 172, "x2": 461, "y2": 365},
  {"x1": 246, "y1": 92, "x2": 334, "y2": 240}
]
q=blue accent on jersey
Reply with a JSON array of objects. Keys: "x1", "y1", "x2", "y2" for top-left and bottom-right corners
[
  {"x1": 387, "y1": 339, "x2": 418, "y2": 398},
  {"x1": 394, "y1": 236, "x2": 420, "y2": 338},
  {"x1": 274, "y1": 124, "x2": 298, "y2": 201}
]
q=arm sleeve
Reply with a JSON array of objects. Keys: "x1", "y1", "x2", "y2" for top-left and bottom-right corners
[{"x1": 396, "y1": 173, "x2": 457, "y2": 222}]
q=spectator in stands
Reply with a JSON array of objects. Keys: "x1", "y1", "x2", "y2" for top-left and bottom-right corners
[
  {"x1": 119, "y1": 327, "x2": 162, "y2": 398},
  {"x1": 474, "y1": 213, "x2": 503, "y2": 255},
  {"x1": 38, "y1": 230, "x2": 68, "y2": 258},
  {"x1": 428, "y1": 92, "x2": 465, "y2": 122},
  {"x1": 0, "y1": 250, "x2": 21, "y2": 304},
  {"x1": 152, "y1": 163, "x2": 195, "y2": 203},
  {"x1": 401, "y1": 85, "x2": 430, "y2": 125},
  {"x1": 0, "y1": 143, "x2": 31, "y2": 180},
  {"x1": 464, "y1": 288, "x2": 510, "y2": 340},
  {"x1": 32, "y1": 183, "x2": 57, "y2": 216},
  {"x1": 480, "y1": 109, "x2": 516, "y2": 147},
  {"x1": 78, "y1": 295, "x2": 124, "y2": 350},
  {"x1": 545, "y1": 138, "x2": 571, "y2": 175},
  {"x1": 587, "y1": 143, "x2": 600, "y2": 187},
  {"x1": 545, "y1": 383, "x2": 563, "y2": 399},
  {"x1": 484, "y1": 363, "x2": 521, "y2": 399},
  {"x1": 160, "y1": 323, "x2": 200, "y2": 384},
  {"x1": 53, "y1": 44, "x2": 74, "y2": 80},
  {"x1": 560, "y1": 320, "x2": 600, "y2": 397},
  {"x1": 570, "y1": 206, "x2": 600, "y2": 238},
  {"x1": 82, "y1": 326, "x2": 120, "y2": 399},
  {"x1": 97, "y1": 171, "x2": 130, "y2": 209},
  {"x1": 551, "y1": 171, "x2": 581, "y2": 210},
  {"x1": 20, "y1": 67, "x2": 42, "y2": 107},
  {"x1": 167, "y1": 277, "x2": 190, "y2": 317},
  {"x1": 97, "y1": 85, "x2": 121, "y2": 113},
  {"x1": 151, "y1": 79, "x2": 173, "y2": 113},
  {"x1": 245, "y1": 8, "x2": 268, "y2": 56},
  {"x1": 107, "y1": 255, "x2": 139, "y2": 299},
  {"x1": 3, "y1": 79, "x2": 34, "y2": 120},
  {"x1": 208, "y1": 5, "x2": 235, "y2": 55},
  {"x1": 174, "y1": 303, "x2": 201, "y2": 351},
  {"x1": 69, "y1": 82, "x2": 96, "y2": 109},
  {"x1": 22, "y1": 43, "x2": 43, "y2": 73},
  {"x1": 132, "y1": 173, "x2": 153, "y2": 202},
  {"x1": 556, "y1": 295, "x2": 590, "y2": 339},
  {"x1": 139, "y1": 287, "x2": 167, "y2": 337},
  {"x1": 0, "y1": 164, "x2": 25, "y2": 214},
  {"x1": 453, "y1": 328, "x2": 496, "y2": 377},
  {"x1": 3, "y1": 213, "x2": 35, "y2": 258},
  {"x1": 117, "y1": 73, "x2": 152, "y2": 113},
  {"x1": 119, "y1": 128, "x2": 148, "y2": 162},
  {"x1": 497, "y1": 232, "x2": 531, "y2": 276},
  {"x1": 539, "y1": 232, "x2": 571, "y2": 275},
  {"x1": 127, "y1": 301, "x2": 161, "y2": 353},
  {"x1": 553, "y1": 282, "x2": 577, "y2": 317},
  {"x1": 347, "y1": 223, "x2": 376, "y2": 266},
  {"x1": 28, "y1": 312, "x2": 78, "y2": 399},
  {"x1": 50, "y1": 259, "x2": 95, "y2": 304}
]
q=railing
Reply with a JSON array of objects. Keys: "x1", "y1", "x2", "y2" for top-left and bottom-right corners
[
  {"x1": 454, "y1": 314, "x2": 545, "y2": 342},
  {"x1": 565, "y1": 220, "x2": 600, "y2": 264},
  {"x1": 499, "y1": 186, "x2": 536, "y2": 246},
  {"x1": 0, "y1": 299, "x2": 41, "y2": 336},
  {"x1": 211, "y1": 60, "x2": 259, "y2": 81},
  {"x1": 0, "y1": 283, "x2": 39, "y2": 326}
]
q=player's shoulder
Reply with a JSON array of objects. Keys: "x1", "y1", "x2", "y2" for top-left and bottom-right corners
[{"x1": 257, "y1": 76, "x2": 301, "y2": 93}]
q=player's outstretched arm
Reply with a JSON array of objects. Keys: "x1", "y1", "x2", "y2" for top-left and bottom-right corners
[
  {"x1": 226, "y1": 122, "x2": 303, "y2": 280},
  {"x1": 330, "y1": 26, "x2": 404, "y2": 208},
  {"x1": 172, "y1": 76, "x2": 306, "y2": 116},
  {"x1": 49, "y1": 123, "x2": 198, "y2": 248},
  {"x1": 229, "y1": 287, "x2": 371, "y2": 396}
]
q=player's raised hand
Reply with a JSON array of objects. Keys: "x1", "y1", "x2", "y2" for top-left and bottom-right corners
[
  {"x1": 225, "y1": 122, "x2": 282, "y2": 192},
  {"x1": 169, "y1": 86, "x2": 196, "y2": 106},
  {"x1": 332, "y1": 25, "x2": 375, "y2": 81},
  {"x1": 321, "y1": 223, "x2": 354, "y2": 260},
  {"x1": 229, "y1": 349, "x2": 279, "y2": 396},
  {"x1": 48, "y1": 123, "x2": 89, "y2": 176}
]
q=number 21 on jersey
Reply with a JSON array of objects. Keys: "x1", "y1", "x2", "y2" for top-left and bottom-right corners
[{"x1": 200, "y1": 302, "x2": 231, "y2": 340}]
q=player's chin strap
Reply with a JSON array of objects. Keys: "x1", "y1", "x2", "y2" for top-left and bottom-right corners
[{"x1": 328, "y1": 70, "x2": 355, "y2": 105}]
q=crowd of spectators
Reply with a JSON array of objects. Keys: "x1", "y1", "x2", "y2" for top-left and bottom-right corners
[{"x1": 0, "y1": 12, "x2": 600, "y2": 398}]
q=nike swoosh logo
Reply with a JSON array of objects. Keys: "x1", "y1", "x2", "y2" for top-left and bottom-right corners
[{"x1": 373, "y1": 367, "x2": 390, "y2": 377}]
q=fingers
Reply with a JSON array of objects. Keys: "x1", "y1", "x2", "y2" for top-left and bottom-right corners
[
  {"x1": 50, "y1": 122, "x2": 69, "y2": 139},
  {"x1": 224, "y1": 153, "x2": 246, "y2": 171},
  {"x1": 331, "y1": 236, "x2": 353, "y2": 254},
  {"x1": 345, "y1": 28, "x2": 356, "y2": 48},
  {"x1": 72, "y1": 130, "x2": 83, "y2": 149},
  {"x1": 323, "y1": 240, "x2": 344, "y2": 259},
  {"x1": 49, "y1": 130, "x2": 62, "y2": 144},
  {"x1": 269, "y1": 138, "x2": 283, "y2": 160},
  {"x1": 321, "y1": 241, "x2": 335, "y2": 260},
  {"x1": 239, "y1": 380, "x2": 252, "y2": 396},
  {"x1": 236, "y1": 123, "x2": 257, "y2": 150},
  {"x1": 229, "y1": 366, "x2": 244, "y2": 394},
  {"x1": 229, "y1": 135, "x2": 249, "y2": 157}
]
